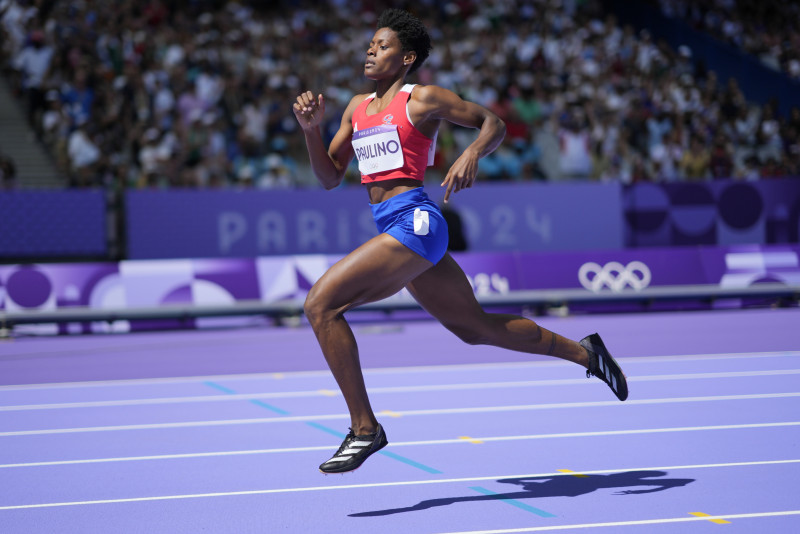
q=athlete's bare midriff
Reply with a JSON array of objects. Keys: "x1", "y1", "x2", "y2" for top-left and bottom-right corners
[{"x1": 366, "y1": 178, "x2": 422, "y2": 204}]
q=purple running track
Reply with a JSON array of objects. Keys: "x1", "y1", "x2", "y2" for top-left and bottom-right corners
[
  {"x1": 0, "y1": 307, "x2": 798, "y2": 533},
  {"x1": 1, "y1": 307, "x2": 798, "y2": 385}
]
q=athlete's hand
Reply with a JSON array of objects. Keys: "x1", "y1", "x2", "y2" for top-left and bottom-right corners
[
  {"x1": 293, "y1": 91, "x2": 325, "y2": 131},
  {"x1": 441, "y1": 148, "x2": 479, "y2": 203}
]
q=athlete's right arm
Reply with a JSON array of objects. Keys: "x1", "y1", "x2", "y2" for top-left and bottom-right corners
[{"x1": 293, "y1": 91, "x2": 361, "y2": 190}]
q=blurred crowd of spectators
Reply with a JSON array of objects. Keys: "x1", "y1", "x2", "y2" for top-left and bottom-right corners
[
  {"x1": 1, "y1": 0, "x2": 799, "y2": 190},
  {"x1": 656, "y1": 0, "x2": 800, "y2": 80}
]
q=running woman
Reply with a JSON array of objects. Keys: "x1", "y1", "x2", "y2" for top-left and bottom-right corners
[{"x1": 292, "y1": 8, "x2": 628, "y2": 474}]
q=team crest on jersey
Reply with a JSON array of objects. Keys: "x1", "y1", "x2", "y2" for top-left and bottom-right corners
[{"x1": 382, "y1": 114, "x2": 394, "y2": 125}]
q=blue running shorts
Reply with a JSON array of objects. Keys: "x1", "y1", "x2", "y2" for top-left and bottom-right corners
[{"x1": 370, "y1": 187, "x2": 449, "y2": 264}]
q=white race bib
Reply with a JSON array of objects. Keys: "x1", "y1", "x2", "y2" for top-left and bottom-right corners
[{"x1": 352, "y1": 125, "x2": 404, "y2": 174}]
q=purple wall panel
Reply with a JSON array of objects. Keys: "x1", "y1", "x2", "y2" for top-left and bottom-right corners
[
  {"x1": 125, "y1": 182, "x2": 624, "y2": 259},
  {"x1": 624, "y1": 178, "x2": 800, "y2": 247},
  {"x1": 0, "y1": 190, "x2": 107, "y2": 257},
  {"x1": 2, "y1": 179, "x2": 797, "y2": 261},
  {"x1": 125, "y1": 188, "x2": 377, "y2": 259},
  {"x1": 426, "y1": 182, "x2": 624, "y2": 252}
]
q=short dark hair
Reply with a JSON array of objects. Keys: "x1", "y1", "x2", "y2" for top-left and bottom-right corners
[{"x1": 377, "y1": 9, "x2": 431, "y2": 74}]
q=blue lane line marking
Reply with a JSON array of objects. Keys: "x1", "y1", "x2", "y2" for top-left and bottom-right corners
[
  {"x1": 468, "y1": 486, "x2": 556, "y2": 517},
  {"x1": 305, "y1": 422, "x2": 347, "y2": 438},
  {"x1": 248, "y1": 399, "x2": 290, "y2": 415},
  {"x1": 204, "y1": 382, "x2": 442, "y2": 474},
  {"x1": 378, "y1": 450, "x2": 443, "y2": 474},
  {"x1": 204, "y1": 381, "x2": 290, "y2": 415},
  {"x1": 204, "y1": 381, "x2": 236, "y2": 394}
]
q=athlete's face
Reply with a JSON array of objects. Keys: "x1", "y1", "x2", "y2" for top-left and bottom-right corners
[{"x1": 364, "y1": 27, "x2": 414, "y2": 79}]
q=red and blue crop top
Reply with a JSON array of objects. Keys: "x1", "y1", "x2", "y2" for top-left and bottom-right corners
[{"x1": 351, "y1": 84, "x2": 437, "y2": 184}]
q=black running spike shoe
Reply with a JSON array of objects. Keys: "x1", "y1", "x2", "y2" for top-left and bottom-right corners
[
  {"x1": 580, "y1": 333, "x2": 628, "y2": 401},
  {"x1": 319, "y1": 424, "x2": 388, "y2": 474}
]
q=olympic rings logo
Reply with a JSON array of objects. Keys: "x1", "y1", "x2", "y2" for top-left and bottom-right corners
[{"x1": 578, "y1": 261, "x2": 652, "y2": 293}]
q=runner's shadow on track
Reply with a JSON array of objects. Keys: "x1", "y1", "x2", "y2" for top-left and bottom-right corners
[{"x1": 349, "y1": 470, "x2": 694, "y2": 517}]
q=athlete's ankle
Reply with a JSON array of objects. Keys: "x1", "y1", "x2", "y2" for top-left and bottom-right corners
[
  {"x1": 351, "y1": 422, "x2": 379, "y2": 436},
  {"x1": 578, "y1": 345, "x2": 591, "y2": 369}
]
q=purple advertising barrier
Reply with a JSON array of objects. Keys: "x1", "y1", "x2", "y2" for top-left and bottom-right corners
[
  {"x1": 0, "y1": 190, "x2": 107, "y2": 257},
  {"x1": 125, "y1": 182, "x2": 624, "y2": 259},
  {"x1": 624, "y1": 178, "x2": 800, "y2": 248},
  {"x1": 452, "y1": 245, "x2": 800, "y2": 294},
  {"x1": 125, "y1": 188, "x2": 377, "y2": 259},
  {"x1": 2, "y1": 244, "x2": 798, "y2": 334},
  {"x1": 426, "y1": 181, "x2": 624, "y2": 252}
]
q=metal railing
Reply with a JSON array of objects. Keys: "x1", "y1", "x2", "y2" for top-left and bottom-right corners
[{"x1": 2, "y1": 283, "x2": 797, "y2": 336}]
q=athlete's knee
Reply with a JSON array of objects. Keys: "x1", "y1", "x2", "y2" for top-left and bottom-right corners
[{"x1": 303, "y1": 285, "x2": 336, "y2": 328}]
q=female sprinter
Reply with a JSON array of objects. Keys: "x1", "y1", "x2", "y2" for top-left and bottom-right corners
[{"x1": 292, "y1": 9, "x2": 628, "y2": 474}]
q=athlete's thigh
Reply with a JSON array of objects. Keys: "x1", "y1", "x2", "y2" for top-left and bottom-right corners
[
  {"x1": 405, "y1": 253, "x2": 484, "y2": 326},
  {"x1": 310, "y1": 233, "x2": 433, "y2": 312}
]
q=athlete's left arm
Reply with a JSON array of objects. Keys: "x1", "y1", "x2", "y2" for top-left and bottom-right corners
[{"x1": 412, "y1": 85, "x2": 506, "y2": 202}]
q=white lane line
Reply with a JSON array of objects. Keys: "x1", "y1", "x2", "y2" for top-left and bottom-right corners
[
  {"x1": 2, "y1": 351, "x2": 798, "y2": 391},
  {"x1": 3, "y1": 369, "x2": 799, "y2": 412},
  {"x1": 1, "y1": 392, "x2": 799, "y2": 437},
  {"x1": 0, "y1": 459, "x2": 797, "y2": 511},
  {"x1": 2, "y1": 422, "x2": 797, "y2": 469},
  {"x1": 435, "y1": 511, "x2": 800, "y2": 534}
]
